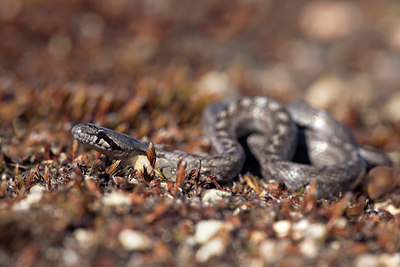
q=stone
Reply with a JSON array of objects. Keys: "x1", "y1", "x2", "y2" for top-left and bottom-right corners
[{"x1": 118, "y1": 229, "x2": 152, "y2": 251}]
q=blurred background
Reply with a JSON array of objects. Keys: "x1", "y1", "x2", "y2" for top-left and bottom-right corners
[
  {"x1": 1, "y1": 0, "x2": 399, "y2": 152},
  {"x1": 1, "y1": 0, "x2": 399, "y2": 157}
]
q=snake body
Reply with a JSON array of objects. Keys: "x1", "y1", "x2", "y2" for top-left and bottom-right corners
[{"x1": 71, "y1": 96, "x2": 392, "y2": 198}]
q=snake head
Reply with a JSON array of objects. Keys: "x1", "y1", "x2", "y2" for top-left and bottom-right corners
[{"x1": 71, "y1": 123, "x2": 148, "y2": 159}]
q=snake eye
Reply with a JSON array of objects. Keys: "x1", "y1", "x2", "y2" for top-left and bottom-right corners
[
  {"x1": 97, "y1": 130, "x2": 107, "y2": 138},
  {"x1": 95, "y1": 130, "x2": 118, "y2": 149}
]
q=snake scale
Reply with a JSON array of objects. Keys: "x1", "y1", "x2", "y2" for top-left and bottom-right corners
[{"x1": 71, "y1": 96, "x2": 392, "y2": 198}]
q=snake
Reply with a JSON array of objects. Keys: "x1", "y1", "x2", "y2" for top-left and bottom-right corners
[{"x1": 71, "y1": 96, "x2": 392, "y2": 198}]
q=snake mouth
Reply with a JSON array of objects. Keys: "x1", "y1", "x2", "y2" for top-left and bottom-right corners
[{"x1": 72, "y1": 127, "x2": 112, "y2": 151}]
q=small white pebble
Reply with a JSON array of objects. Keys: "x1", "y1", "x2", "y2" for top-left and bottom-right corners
[
  {"x1": 12, "y1": 185, "x2": 46, "y2": 211},
  {"x1": 385, "y1": 205, "x2": 400, "y2": 216},
  {"x1": 373, "y1": 199, "x2": 391, "y2": 211},
  {"x1": 118, "y1": 229, "x2": 152, "y2": 251},
  {"x1": 12, "y1": 201, "x2": 30, "y2": 211},
  {"x1": 293, "y1": 219, "x2": 309, "y2": 231},
  {"x1": 195, "y1": 71, "x2": 238, "y2": 99},
  {"x1": 299, "y1": 1, "x2": 360, "y2": 42},
  {"x1": 259, "y1": 240, "x2": 279, "y2": 264},
  {"x1": 26, "y1": 193, "x2": 42, "y2": 205},
  {"x1": 62, "y1": 248, "x2": 79, "y2": 266},
  {"x1": 306, "y1": 223, "x2": 327, "y2": 240},
  {"x1": 74, "y1": 228, "x2": 96, "y2": 249},
  {"x1": 305, "y1": 75, "x2": 373, "y2": 110},
  {"x1": 292, "y1": 219, "x2": 310, "y2": 240},
  {"x1": 378, "y1": 253, "x2": 400, "y2": 267},
  {"x1": 330, "y1": 241, "x2": 341, "y2": 251},
  {"x1": 384, "y1": 91, "x2": 400, "y2": 123},
  {"x1": 195, "y1": 237, "x2": 225, "y2": 263},
  {"x1": 273, "y1": 220, "x2": 291, "y2": 238},
  {"x1": 130, "y1": 155, "x2": 152, "y2": 174},
  {"x1": 194, "y1": 220, "x2": 224, "y2": 244},
  {"x1": 102, "y1": 192, "x2": 131, "y2": 207},
  {"x1": 30, "y1": 184, "x2": 46, "y2": 194},
  {"x1": 201, "y1": 189, "x2": 231, "y2": 204},
  {"x1": 335, "y1": 217, "x2": 348, "y2": 229},
  {"x1": 250, "y1": 230, "x2": 267, "y2": 244},
  {"x1": 299, "y1": 239, "x2": 318, "y2": 258},
  {"x1": 45, "y1": 247, "x2": 60, "y2": 261},
  {"x1": 354, "y1": 254, "x2": 379, "y2": 267}
]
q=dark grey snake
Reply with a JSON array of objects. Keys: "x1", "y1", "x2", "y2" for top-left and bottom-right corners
[{"x1": 71, "y1": 96, "x2": 392, "y2": 198}]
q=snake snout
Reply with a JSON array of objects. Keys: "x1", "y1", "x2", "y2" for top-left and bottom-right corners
[
  {"x1": 71, "y1": 124, "x2": 84, "y2": 141},
  {"x1": 71, "y1": 123, "x2": 100, "y2": 146}
]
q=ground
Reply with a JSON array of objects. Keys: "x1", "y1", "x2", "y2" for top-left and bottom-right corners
[{"x1": 0, "y1": 0, "x2": 400, "y2": 266}]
